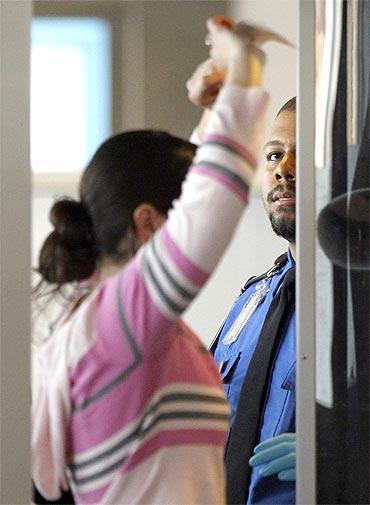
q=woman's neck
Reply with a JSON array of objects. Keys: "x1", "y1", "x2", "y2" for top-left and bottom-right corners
[{"x1": 98, "y1": 257, "x2": 131, "y2": 283}]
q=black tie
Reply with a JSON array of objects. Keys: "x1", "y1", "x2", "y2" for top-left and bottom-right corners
[{"x1": 225, "y1": 266, "x2": 296, "y2": 505}]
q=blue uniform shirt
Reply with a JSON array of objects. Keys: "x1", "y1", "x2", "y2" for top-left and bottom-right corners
[{"x1": 214, "y1": 251, "x2": 296, "y2": 505}]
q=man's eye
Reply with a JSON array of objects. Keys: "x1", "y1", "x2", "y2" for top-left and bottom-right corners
[{"x1": 267, "y1": 152, "x2": 282, "y2": 161}]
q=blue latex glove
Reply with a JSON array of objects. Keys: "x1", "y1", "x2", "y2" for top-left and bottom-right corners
[{"x1": 249, "y1": 433, "x2": 296, "y2": 481}]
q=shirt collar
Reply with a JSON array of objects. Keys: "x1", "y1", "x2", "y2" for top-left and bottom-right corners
[{"x1": 287, "y1": 248, "x2": 295, "y2": 266}]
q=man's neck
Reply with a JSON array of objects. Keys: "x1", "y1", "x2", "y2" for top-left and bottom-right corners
[{"x1": 289, "y1": 242, "x2": 296, "y2": 261}]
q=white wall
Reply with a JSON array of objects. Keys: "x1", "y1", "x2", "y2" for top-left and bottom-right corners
[{"x1": 32, "y1": 0, "x2": 297, "y2": 344}]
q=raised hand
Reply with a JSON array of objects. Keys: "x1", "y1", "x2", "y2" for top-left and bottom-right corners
[
  {"x1": 206, "y1": 15, "x2": 294, "y2": 89},
  {"x1": 206, "y1": 16, "x2": 266, "y2": 88}
]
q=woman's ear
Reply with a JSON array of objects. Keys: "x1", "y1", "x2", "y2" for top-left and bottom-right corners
[{"x1": 132, "y1": 203, "x2": 166, "y2": 245}]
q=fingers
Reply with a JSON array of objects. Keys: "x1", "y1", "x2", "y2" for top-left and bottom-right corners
[
  {"x1": 206, "y1": 15, "x2": 267, "y2": 82},
  {"x1": 202, "y1": 14, "x2": 294, "y2": 90},
  {"x1": 209, "y1": 15, "x2": 234, "y2": 30},
  {"x1": 233, "y1": 21, "x2": 295, "y2": 48},
  {"x1": 253, "y1": 432, "x2": 296, "y2": 454},
  {"x1": 206, "y1": 15, "x2": 234, "y2": 34},
  {"x1": 278, "y1": 468, "x2": 296, "y2": 481},
  {"x1": 206, "y1": 16, "x2": 294, "y2": 62},
  {"x1": 249, "y1": 433, "x2": 296, "y2": 482},
  {"x1": 249, "y1": 441, "x2": 295, "y2": 467},
  {"x1": 257, "y1": 452, "x2": 295, "y2": 477}
]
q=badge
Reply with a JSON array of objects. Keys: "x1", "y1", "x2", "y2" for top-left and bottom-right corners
[{"x1": 222, "y1": 279, "x2": 270, "y2": 345}]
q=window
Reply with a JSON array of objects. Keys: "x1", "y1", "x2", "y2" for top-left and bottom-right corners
[{"x1": 31, "y1": 17, "x2": 112, "y2": 174}]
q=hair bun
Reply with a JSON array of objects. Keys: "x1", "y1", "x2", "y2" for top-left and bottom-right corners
[
  {"x1": 50, "y1": 199, "x2": 95, "y2": 248},
  {"x1": 37, "y1": 199, "x2": 98, "y2": 285}
]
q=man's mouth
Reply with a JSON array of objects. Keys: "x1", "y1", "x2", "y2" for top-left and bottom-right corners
[{"x1": 272, "y1": 190, "x2": 296, "y2": 207}]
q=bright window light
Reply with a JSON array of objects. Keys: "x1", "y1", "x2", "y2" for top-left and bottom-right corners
[{"x1": 31, "y1": 18, "x2": 112, "y2": 173}]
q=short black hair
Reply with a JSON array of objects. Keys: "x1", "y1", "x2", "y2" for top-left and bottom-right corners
[{"x1": 276, "y1": 97, "x2": 296, "y2": 117}]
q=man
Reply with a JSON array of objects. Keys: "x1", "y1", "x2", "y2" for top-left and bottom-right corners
[
  {"x1": 187, "y1": 22, "x2": 297, "y2": 505},
  {"x1": 214, "y1": 98, "x2": 297, "y2": 505}
]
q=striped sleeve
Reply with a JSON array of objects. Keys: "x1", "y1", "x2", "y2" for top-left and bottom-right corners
[{"x1": 97, "y1": 86, "x2": 269, "y2": 351}]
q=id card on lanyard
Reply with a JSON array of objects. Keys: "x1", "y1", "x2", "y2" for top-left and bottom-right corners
[{"x1": 222, "y1": 264, "x2": 280, "y2": 346}]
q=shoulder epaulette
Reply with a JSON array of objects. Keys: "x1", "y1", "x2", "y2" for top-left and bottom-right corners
[{"x1": 239, "y1": 252, "x2": 288, "y2": 295}]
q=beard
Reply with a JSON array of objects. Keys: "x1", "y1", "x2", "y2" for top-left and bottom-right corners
[
  {"x1": 265, "y1": 183, "x2": 296, "y2": 243},
  {"x1": 269, "y1": 211, "x2": 296, "y2": 243}
]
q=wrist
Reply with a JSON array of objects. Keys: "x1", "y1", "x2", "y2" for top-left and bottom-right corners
[
  {"x1": 225, "y1": 48, "x2": 264, "y2": 88},
  {"x1": 193, "y1": 108, "x2": 213, "y2": 143}
]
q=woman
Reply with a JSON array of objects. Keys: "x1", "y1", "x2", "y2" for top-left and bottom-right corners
[{"x1": 32, "y1": 17, "x2": 269, "y2": 504}]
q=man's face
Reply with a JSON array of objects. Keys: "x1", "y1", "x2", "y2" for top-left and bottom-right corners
[{"x1": 262, "y1": 110, "x2": 296, "y2": 243}]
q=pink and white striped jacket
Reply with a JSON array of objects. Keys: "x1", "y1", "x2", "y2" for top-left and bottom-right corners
[{"x1": 32, "y1": 86, "x2": 268, "y2": 505}]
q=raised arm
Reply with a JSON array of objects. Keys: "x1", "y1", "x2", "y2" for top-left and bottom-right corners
[
  {"x1": 97, "y1": 17, "x2": 269, "y2": 355},
  {"x1": 186, "y1": 58, "x2": 225, "y2": 145}
]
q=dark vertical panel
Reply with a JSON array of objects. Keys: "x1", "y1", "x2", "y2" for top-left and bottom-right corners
[
  {"x1": 317, "y1": 4, "x2": 348, "y2": 502},
  {"x1": 347, "y1": 101, "x2": 369, "y2": 502},
  {"x1": 316, "y1": 0, "x2": 370, "y2": 503}
]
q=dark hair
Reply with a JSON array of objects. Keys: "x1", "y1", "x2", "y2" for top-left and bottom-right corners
[
  {"x1": 276, "y1": 96, "x2": 296, "y2": 117},
  {"x1": 37, "y1": 130, "x2": 195, "y2": 288},
  {"x1": 37, "y1": 199, "x2": 98, "y2": 286}
]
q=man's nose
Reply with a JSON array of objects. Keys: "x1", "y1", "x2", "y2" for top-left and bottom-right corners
[{"x1": 274, "y1": 152, "x2": 295, "y2": 182}]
